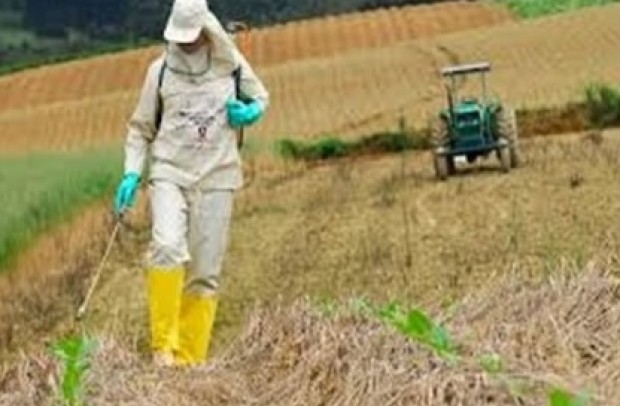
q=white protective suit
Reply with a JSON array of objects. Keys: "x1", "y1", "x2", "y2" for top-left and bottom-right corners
[
  {"x1": 121, "y1": 0, "x2": 268, "y2": 366},
  {"x1": 125, "y1": 15, "x2": 268, "y2": 294}
]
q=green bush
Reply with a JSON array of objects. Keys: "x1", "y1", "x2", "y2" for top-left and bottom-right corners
[
  {"x1": 584, "y1": 82, "x2": 620, "y2": 129},
  {"x1": 275, "y1": 130, "x2": 430, "y2": 162},
  {"x1": 353, "y1": 130, "x2": 430, "y2": 153},
  {"x1": 276, "y1": 136, "x2": 349, "y2": 160},
  {"x1": 275, "y1": 138, "x2": 304, "y2": 160},
  {"x1": 306, "y1": 137, "x2": 350, "y2": 160}
]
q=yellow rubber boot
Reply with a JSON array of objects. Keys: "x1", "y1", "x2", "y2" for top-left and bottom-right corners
[
  {"x1": 176, "y1": 295, "x2": 218, "y2": 365},
  {"x1": 147, "y1": 267, "x2": 184, "y2": 366}
]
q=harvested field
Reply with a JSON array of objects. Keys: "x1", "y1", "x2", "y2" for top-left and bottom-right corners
[
  {"x1": 1, "y1": 132, "x2": 620, "y2": 405},
  {"x1": 246, "y1": 1, "x2": 513, "y2": 67},
  {"x1": 2, "y1": 263, "x2": 619, "y2": 405},
  {"x1": 0, "y1": 1, "x2": 511, "y2": 115}
]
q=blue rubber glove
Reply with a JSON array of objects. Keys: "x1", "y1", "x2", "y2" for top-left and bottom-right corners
[
  {"x1": 226, "y1": 99, "x2": 264, "y2": 128},
  {"x1": 114, "y1": 172, "x2": 140, "y2": 215}
]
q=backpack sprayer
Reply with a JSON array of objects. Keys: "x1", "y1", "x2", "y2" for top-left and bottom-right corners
[{"x1": 225, "y1": 21, "x2": 251, "y2": 148}]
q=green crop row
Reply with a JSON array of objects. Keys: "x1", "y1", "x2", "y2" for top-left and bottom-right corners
[{"x1": 0, "y1": 148, "x2": 122, "y2": 272}]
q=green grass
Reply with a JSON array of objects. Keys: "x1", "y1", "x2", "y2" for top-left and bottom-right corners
[
  {"x1": 0, "y1": 148, "x2": 123, "y2": 272},
  {"x1": 495, "y1": 0, "x2": 619, "y2": 18},
  {"x1": 584, "y1": 82, "x2": 620, "y2": 129}
]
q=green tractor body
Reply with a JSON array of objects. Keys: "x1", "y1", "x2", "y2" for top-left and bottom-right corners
[{"x1": 432, "y1": 62, "x2": 519, "y2": 180}]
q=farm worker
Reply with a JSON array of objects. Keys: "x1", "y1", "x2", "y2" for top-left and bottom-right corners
[{"x1": 113, "y1": 0, "x2": 268, "y2": 367}]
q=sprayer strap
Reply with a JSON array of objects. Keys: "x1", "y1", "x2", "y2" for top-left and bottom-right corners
[{"x1": 154, "y1": 59, "x2": 167, "y2": 132}]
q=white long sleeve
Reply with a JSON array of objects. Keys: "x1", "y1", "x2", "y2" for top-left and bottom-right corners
[{"x1": 124, "y1": 57, "x2": 165, "y2": 176}]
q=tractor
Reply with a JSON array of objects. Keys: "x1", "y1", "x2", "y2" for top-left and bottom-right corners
[{"x1": 430, "y1": 62, "x2": 519, "y2": 180}]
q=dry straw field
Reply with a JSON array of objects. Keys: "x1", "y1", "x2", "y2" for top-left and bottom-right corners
[
  {"x1": 2, "y1": 133, "x2": 620, "y2": 404},
  {"x1": 4, "y1": 267, "x2": 620, "y2": 405}
]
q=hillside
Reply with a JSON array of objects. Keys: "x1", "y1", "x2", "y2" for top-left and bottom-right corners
[
  {"x1": 243, "y1": 1, "x2": 512, "y2": 67},
  {"x1": 259, "y1": 3, "x2": 620, "y2": 139},
  {"x1": 0, "y1": 1, "x2": 508, "y2": 74},
  {"x1": 0, "y1": 3, "x2": 618, "y2": 153},
  {"x1": 0, "y1": 1, "x2": 512, "y2": 152}
]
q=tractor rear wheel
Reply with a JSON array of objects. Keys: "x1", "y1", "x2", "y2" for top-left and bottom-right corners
[
  {"x1": 434, "y1": 153, "x2": 449, "y2": 180},
  {"x1": 497, "y1": 108, "x2": 520, "y2": 168},
  {"x1": 498, "y1": 146, "x2": 511, "y2": 173}
]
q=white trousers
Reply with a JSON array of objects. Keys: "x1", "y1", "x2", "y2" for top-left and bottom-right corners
[{"x1": 147, "y1": 179, "x2": 234, "y2": 296}]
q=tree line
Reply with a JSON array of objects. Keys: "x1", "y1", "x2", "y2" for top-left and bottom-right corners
[
  {"x1": 0, "y1": 0, "x2": 451, "y2": 72},
  {"x1": 13, "y1": 0, "x2": 450, "y2": 40}
]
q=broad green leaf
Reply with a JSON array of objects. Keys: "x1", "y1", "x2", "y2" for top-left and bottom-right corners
[
  {"x1": 549, "y1": 388, "x2": 589, "y2": 406},
  {"x1": 404, "y1": 309, "x2": 434, "y2": 337}
]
